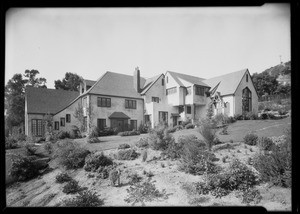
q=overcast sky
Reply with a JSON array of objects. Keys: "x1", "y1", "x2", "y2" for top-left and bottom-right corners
[{"x1": 5, "y1": 4, "x2": 290, "y2": 89}]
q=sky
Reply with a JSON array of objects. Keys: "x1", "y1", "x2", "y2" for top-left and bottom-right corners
[{"x1": 5, "y1": 4, "x2": 290, "y2": 89}]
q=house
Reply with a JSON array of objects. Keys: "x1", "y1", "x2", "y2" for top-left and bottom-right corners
[{"x1": 24, "y1": 67, "x2": 258, "y2": 137}]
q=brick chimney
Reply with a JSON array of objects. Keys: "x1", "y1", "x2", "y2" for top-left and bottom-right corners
[{"x1": 133, "y1": 67, "x2": 141, "y2": 93}]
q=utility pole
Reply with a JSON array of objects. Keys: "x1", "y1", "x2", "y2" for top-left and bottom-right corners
[{"x1": 279, "y1": 55, "x2": 282, "y2": 64}]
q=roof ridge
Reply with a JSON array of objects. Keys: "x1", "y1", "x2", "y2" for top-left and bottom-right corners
[{"x1": 206, "y1": 68, "x2": 248, "y2": 80}]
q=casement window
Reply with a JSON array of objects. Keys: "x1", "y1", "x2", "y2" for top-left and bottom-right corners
[
  {"x1": 125, "y1": 99, "x2": 137, "y2": 109},
  {"x1": 54, "y1": 121, "x2": 59, "y2": 130},
  {"x1": 166, "y1": 87, "x2": 177, "y2": 95},
  {"x1": 246, "y1": 74, "x2": 248, "y2": 82},
  {"x1": 186, "y1": 87, "x2": 191, "y2": 95},
  {"x1": 130, "y1": 120, "x2": 137, "y2": 131},
  {"x1": 97, "y1": 119, "x2": 106, "y2": 130},
  {"x1": 162, "y1": 78, "x2": 164, "y2": 86},
  {"x1": 97, "y1": 97, "x2": 111, "y2": 107},
  {"x1": 186, "y1": 106, "x2": 192, "y2": 114},
  {"x1": 159, "y1": 111, "x2": 168, "y2": 123},
  {"x1": 195, "y1": 86, "x2": 205, "y2": 96},
  {"x1": 60, "y1": 118, "x2": 65, "y2": 127},
  {"x1": 152, "y1": 97, "x2": 159, "y2": 103},
  {"x1": 84, "y1": 116, "x2": 87, "y2": 132},
  {"x1": 32, "y1": 119, "x2": 43, "y2": 137},
  {"x1": 66, "y1": 114, "x2": 71, "y2": 123}
]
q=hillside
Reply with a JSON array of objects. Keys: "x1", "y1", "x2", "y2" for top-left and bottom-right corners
[{"x1": 262, "y1": 61, "x2": 291, "y2": 77}]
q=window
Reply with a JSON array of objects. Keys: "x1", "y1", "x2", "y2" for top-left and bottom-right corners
[
  {"x1": 152, "y1": 97, "x2": 159, "y2": 103},
  {"x1": 162, "y1": 78, "x2": 164, "y2": 86},
  {"x1": 178, "y1": 106, "x2": 184, "y2": 114},
  {"x1": 242, "y1": 87, "x2": 252, "y2": 113},
  {"x1": 130, "y1": 120, "x2": 137, "y2": 130},
  {"x1": 84, "y1": 117, "x2": 87, "y2": 132},
  {"x1": 66, "y1": 114, "x2": 71, "y2": 123},
  {"x1": 186, "y1": 106, "x2": 191, "y2": 114},
  {"x1": 97, "y1": 119, "x2": 106, "y2": 130},
  {"x1": 54, "y1": 121, "x2": 59, "y2": 130},
  {"x1": 60, "y1": 118, "x2": 65, "y2": 127},
  {"x1": 246, "y1": 74, "x2": 248, "y2": 82},
  {"x1": 166, "y1": 87, "x2": 177, "y2": 95},
  {"x1": 97, "y1": 97, "x2": 111, "y2": 107},
  {"x1": 159, "y1": 111, "x2": 168, "y2": 123},
  {"x1": 145, "y1": 115, "x2": 150, "y2": 123},
  {"x1": 186, "y1": 87, "x2": 191, "y2": 95},
  {"x1": 32, "y1": 119, "x2": 43, "y2": 136},
  {"x1": 195, "y1": 86, "x2": 205, "y2": 96},
  {"x1": 125, "y1": 99, "x2": 137, "y2": 109}
]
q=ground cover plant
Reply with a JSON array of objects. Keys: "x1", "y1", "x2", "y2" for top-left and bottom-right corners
[
  {"x1": 62, "y1": 179, "x2": 82, "y2": 194},
  {"x1": 114, "y1": 148, "x2": 139, "y2": 160},
  {"x1": 118, "y1": 130, "x2": 140, "y2": 136},
  {"x1": 84, "y1": 152, "x2": 113, "y2": 172},
  {"x1": 148, "y1": 124, "x2": 175, "y2": 151},
  {"x1": 55, "y1": 172, "x2": 72, "y2": 183},
  {"x1": 62, "y1": 190, "x2": 104, "y2": 207},
  {"x1": 118, "y1": 143, "x2": 131, "y2": 149}
]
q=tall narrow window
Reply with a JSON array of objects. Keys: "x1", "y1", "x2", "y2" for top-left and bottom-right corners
[
  {"x1": 246, "y1": 74, "x2": 248, "y2": 82},
  {"x1": 162, "y1": 78, "x2": 164, "y2": 86},
  {"x1": 242, "y1": 87, "x2": 252, "y2": 113},
  {"x1": 158, "y1": 111, "x2": 168, "y2": 123},
  {"x1": 60, "y1": 118, "x2": 65, "y2": 127},
  {"x1": 32, "y1": 119, "x2": 43, "y2": 136},
  {"x1": 186, "y1": 106, "x2": 191, "y2": 114},
  {"x1": 54, "y1": 121, "x2": 59, "y2": 130},
  {"x1": 130, "y1": 120, "x2": 137, "y2": 130},
  {"x1": 66, "y1": 114, "x2": 71, "y2": 123},
  {"x1": 97, "y1": 119, "x2": 106, "y2": 130}
]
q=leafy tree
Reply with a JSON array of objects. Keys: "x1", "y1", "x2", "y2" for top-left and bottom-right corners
[
  {"x1": 54, "y1": 72, "x2": 83, "y2": 91},
  {"x1": 5, "y1": 70, "x2": 47, "y2": 132},
  {"x1": 252, "y1": 72, "x2": 278, "y2": 97}
]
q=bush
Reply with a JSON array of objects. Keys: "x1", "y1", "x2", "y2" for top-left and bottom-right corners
[
  {"x1": 136, "y1": 137, "x2": 149, "y2": 148},
  {"x1": 84, "y1": 152, "x2": 113, "y2": 172},
  {"x1": 148, "y1": 125, "x2": 175, "y2": 151},
  {"x1": 54, "y1": 140, "x2": 90, "y2": 169},
  {"x1": 259, "y1": 112, "x2": 269, "y2": 120},
  {"x1": 243, "y1": 132, "x2": 258, "y2": 146},
  {"x1": 185, "y1": 123, "x2": 195, "y2": 129},
  {"x1": 98, "y1": 127, "x2": 118, "y2": 136},
  {"x1": 127, "y1": 172, "x2": 143, "y2": 184},
  {"x1": 138, "y1": 124, "x2": 149, "y2": 134},
  {"x1": 124, "y1": 179, "x2": 168, "y2": 206},
  {"x1": 234, "y1": 114, "x2": 243, "y2": 120},
  {"x1": 118, "y1": 143, "x2": 131, "y2": 150},
  {"x1": 118, "y1": 130, "x2": 140, "y2": 136},
  {"x1": 198, "y1": 119, "x2": 216, "y2": 150},
  {"x1": 43, "y1": 141, "x2": 54, "y2": 155},
  {"x1": 62, "y1": 190, "x2": 104, "y2": 207},
  {"x1": 62, "y1": 180, "x2": 81, "y2": 194},
  {"x1": 182, "y1": 119, "x2": 191, "y2": 127},
  {"x1": 88, "y1": 127, "x2": 99, "y2": 139},
  {"x1": 56, "y1": 172, "x2": 72, "y2": 183},
  {"x1": 87, "y1": 137, "x2": 100, "y2": 144},
  {"x1": 24, "y1": 143, "x2": 38, "y2": 156},
  {"x1": 239, "y1": 188, "x2": 262, "y2": 204},
  {"x1": 258, "y1": 137, "x2": 275, "y2": 151},
  {"x1": 253, "y1": 135, "x2": 291, "y2": 188},
  {"x1": 227, "y1": 116, "x2": 236, "y2": 124},
  {"x1": 166, "y1": 126, "x2": 177, "y2": 133},
  {"x1": 246, "y1": 112, "x2": 258, "y2": 120},
  {"x1": 58, "y1": 131, "x2": 70, "y2": 139},
  {"x1": 5, "y1": 136, "x2": 19, "y2": 149},
  {"x1": 114, "y1": 149, "x2": 139, "y2": 160},
  {"x1": 9, "y1": 155, "x2": 40, "y2": 181}
]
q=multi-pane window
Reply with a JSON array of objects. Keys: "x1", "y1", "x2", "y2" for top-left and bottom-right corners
[
  {"x1": 159, "y1": 111, "x2": 168, "y2": 123},
  {"x1": 97, "y1": 97, "x2": 111, "y2": 107},
  {"x1": 130, "y1": 120, "x2": 137, "y2": 131},
  {"x1": 195, "y1": 86, "x2": 205, "y2": 96},
  {"x1": 125, "y1": 99, "x2": 137, "y2": 109},
  {"x1": 60, "y1": 118, "x2": 65, "y2": 127},
  {"x1": 152, "y1": 97, "x2": 159, "y2": 103},
  {"x1": 32, "y1": 119, "x2": 43, "y2": 136},
  {"x1": 54, "y1": 121, "x2": 59, "y2": 130},
  {"x1": 187, "y1": 106, "x2": 191, "y2": 114},
  {"x1": 66, "y1": 114, "x2": 71, "y2": 123},
  {"x1": 97, "y1": 119, "x2": 106, "y2": 130},
  {"x1": 166, "y1": 87, "x2": 177, "y2": 95},
  {"x1": 242, "y1": 87, "x2": 252, "y2": 112},
  {"x1": 186, "y1": 87, "x2": 191, "y2": 95}
]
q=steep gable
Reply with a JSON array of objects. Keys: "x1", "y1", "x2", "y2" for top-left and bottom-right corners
[
  {"x1": 25, "y1": 87, "x2": 79, "y2": 114},
  {"x1": 167, "y1": 71, "x2": 210, "y2": 87}
]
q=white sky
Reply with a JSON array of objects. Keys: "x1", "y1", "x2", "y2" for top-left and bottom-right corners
[{"x1": 5, "y1": 4, "x2": 290, "y2": 89}]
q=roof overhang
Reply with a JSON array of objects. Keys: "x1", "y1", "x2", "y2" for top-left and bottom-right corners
[{"x1": 108, "y1": 112, "x2": 131, "y2": 119}]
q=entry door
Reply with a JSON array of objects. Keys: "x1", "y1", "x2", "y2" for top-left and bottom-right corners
[
  {"x1": 173, "y1": 117, "x2": 177, "y2": 127},
  {"x1": 117, "y1": 120, "x2": 124, "y2": 132}
]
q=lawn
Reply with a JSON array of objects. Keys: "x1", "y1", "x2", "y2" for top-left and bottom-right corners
[{"x1": 5, "y1": 117, "x2": 292, "y2": 209}]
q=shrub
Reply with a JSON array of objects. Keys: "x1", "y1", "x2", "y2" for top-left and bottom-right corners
[
  {"x1": 54, "y1": 140, "x2": 90, "y2": 169},
  {"x1": 219, "y1": 125, "x2": 228, "y2": 135},
  {"x1": 87, "y1": 137, "x2": 100, "y2": 144},
  {"x1": 138, "y1": 123, "x2": 149, "y2": 134},
  {"x1": 5, "y1": 136, "x2": 19, "y2": 149},
  {"x1": 114, "y1": 149, "x2": 139, "y2": 160},
  {"x1": 62, "y1": 190, "x2": 104, "y2": 207},
  {"x1": 198, "y1": 119, "x2": 216, "y2": 150},
  {"x1": 182, "y1": 119, "x2": 191, "y2": 127},
  {"x1": 124, "y1": 179, "x2": 168, "y2": 206},
  {"x1": 55, "y1": 172, "x2": 72, "y2": 183},
  {"x1": 98, "y1": 127, "x2": 118, "y2": 136},
  {"x1": 136, "y1": 137, "x2": 149, "y2": 148},
  {"x1": 62, "y1": 180, "x2": 81, "y2": 194},
  {"x1": 259, "y1": 112, "x2": 269, "y2": 120},
  {"x1": 118, "y1": 143, "x2": 131, "y2": 150},
  {"x1": 88, "y1": 127, "x2": 99, "y2": 139},
  {"x1": 148, "y1": 125, "x2": 175, "y2": 151},
  {"x1": 58, "y1": 131, "x2": 70, "y2": 139},
  {"x1": 43, "y1": 141, "x2": 54, "y2": 155},
  {"x1": 24, "y1": 142, "x2": 38, "y2": 156},
  {"x1": 227, "y1": 116, "x2": 236, "y2": 124},
  {"x1": 239, "y1": 188, "x2": 262, "y2": 204},
  {"x1": 246, "y1": 112, "x2": 258, "y2": 120},
  {"x1": 243, "y1": 132, "x2": 258, "y2": 146},
  {"x1": 84, "y1": 152, "x2": 113, "y2": 172},
  {"x1": 185, "y1": 123, "x2": 195, "y2": 129},
  {"x1": 258, "y1": 137, "x2": 275, "y2": 151},
  {"x1": 127, "y1": 172, "x2": 143, "y2": 184},
  {"x1": 234, "y1": 114, "x2": 243, "y2": 120},
  {"x1": 166, "y1": 126, "x2": 177, "y2": 133},
  {"x1": 118, "y1": 130, "x2": 141, "y2": 136},
  {"x1": 9, "y1": 155, "x2": 40, "y2": 181}
]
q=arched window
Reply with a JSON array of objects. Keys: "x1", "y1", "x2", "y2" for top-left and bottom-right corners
[{"x1": 242, "y1": 87, "x2": 252, "y2": 112}]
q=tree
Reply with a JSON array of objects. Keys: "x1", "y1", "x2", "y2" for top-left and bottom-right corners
[
  {"x1": 252, "y1": 72, "x2": 278, "y2": 97},
  {"x1": 54, "y1": 72, "x2": 83, "y2": 91},
  {"x1": 5, "y1": 70, "x2": 47, "y2": 132}
]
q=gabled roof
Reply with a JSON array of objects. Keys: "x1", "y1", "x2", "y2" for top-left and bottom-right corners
[
  {"x1": 87, "y1": 71, "x2": 145, "y2": 99},
  {"x1": 108, "y1": 112, "x2": 130, "y2": 119},
  {"x1": 25, "y1": 86, "x2": 80, "y2": 114},
  {"x1": 203, "y1": 69, "x2": 248, "y2": 96},
  {"x1": 166, "y1": 71, "x2": 210, "y2": 87},
  {"x1": 84, "y1": 79, "x2": 96, "y2": 86},
  {"x1": 140, "y1": 74, "x2": 163, "y2": 95}
]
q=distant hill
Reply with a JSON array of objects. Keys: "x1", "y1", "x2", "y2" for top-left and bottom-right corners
[{"x1": 261, "y1": 61, "x2": 291, "y2": 85}]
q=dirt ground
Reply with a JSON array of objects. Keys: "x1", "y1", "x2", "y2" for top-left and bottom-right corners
[{"x1": 5, "y1": 141, "x2": 291, "y2": 210}]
